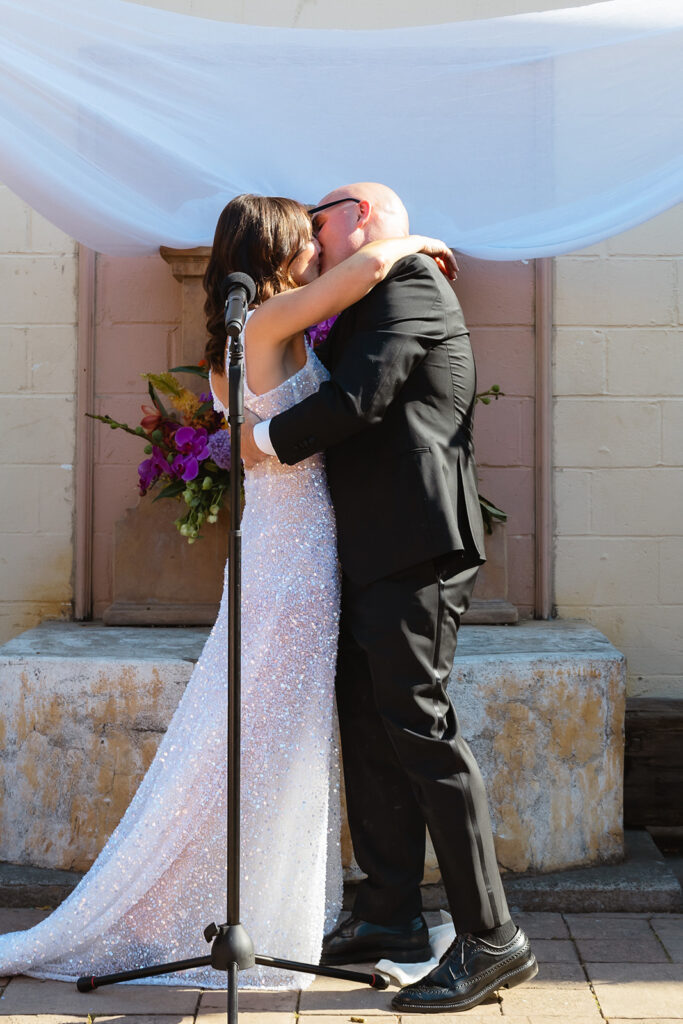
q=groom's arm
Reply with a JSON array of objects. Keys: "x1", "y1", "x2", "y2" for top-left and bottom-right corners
[{"x1": 268, "y1": 255, "x2": 448, "y2": 466}]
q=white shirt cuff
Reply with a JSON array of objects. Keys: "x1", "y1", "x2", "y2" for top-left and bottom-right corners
[{"x1": 253, "y1": 419, "x2": 276, "y2": 456}]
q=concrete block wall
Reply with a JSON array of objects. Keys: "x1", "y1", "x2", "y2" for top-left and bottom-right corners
[
  {"x1": 0, "y1": 184, "x2": 78, "y2": 645},
  {"x1": 553, "y1": 204, "x2": 683, "y2": 698}
]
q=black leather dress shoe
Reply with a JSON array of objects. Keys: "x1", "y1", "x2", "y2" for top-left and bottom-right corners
[
  {"x1": 391, "y1": 927, "x2": 538, "y2": 1012},
  {"x1": 320, "y1": 914, "x2": 431, "y2": 966}
]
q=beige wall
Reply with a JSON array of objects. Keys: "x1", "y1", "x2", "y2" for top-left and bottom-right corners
[
  {"x1": 0, "y1": 0, "x2": 681, "y2": 697},
  {"x1": 553, "y1": 204, "x2": 683, "y2": 698},
  {"x1": 0, "y1": 186, "x2": 78, "y2": 643}
]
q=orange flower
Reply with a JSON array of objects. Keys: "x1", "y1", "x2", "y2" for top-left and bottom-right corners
[{"x1": 140, "y1": 404, "x2": 162, "y2": 431}]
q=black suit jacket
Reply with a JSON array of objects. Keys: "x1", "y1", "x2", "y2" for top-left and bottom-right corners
[{"x1": 269, "y1": 254, "x2": 486, "y2": 585}]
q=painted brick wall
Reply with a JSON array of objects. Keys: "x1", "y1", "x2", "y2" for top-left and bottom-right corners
[
  {"x1": 91, "y1": 255, "x2": 181, "y2": 619},
  {"x1": 553, "y1": 203, "x2": 683, "y2": 698},
  {"x1": 0, "y1": 184, "x2": 77, "y2": 643},
  {"x1": 89, "y1": 253, "x2": 535, "y2": 618},
  {"x1": 455, "y1": 256, "x2": 536, "y2": 618}
]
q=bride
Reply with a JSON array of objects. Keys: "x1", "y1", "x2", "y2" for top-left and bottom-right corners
[{"x1": 0, "y1": 193, "x2": 456, "y2": 991}]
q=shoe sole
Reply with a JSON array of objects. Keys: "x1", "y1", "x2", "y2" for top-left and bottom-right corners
[
  {"x1": 321, "y1": 944, "x2": 432, "y2": 967},
  {"x1": 391, "y1": 954, "x2": 539, "y2": 1013}
]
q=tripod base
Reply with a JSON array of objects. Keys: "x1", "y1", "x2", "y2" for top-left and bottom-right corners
[
  {"x1": 76, "y1": 953, "x2": 391, "y2": 992},
  {"x1": 205, "y1": 920, "x2": 255, "y2": 971}
]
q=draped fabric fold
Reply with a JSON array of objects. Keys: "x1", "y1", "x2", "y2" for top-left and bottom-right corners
[{"x1": 0, "y1": 0, "x2": 681, "y2": 256}]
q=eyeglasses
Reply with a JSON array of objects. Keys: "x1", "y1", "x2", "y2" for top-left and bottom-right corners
[{"x1": 308, "y1": 197, "x2": 361, "y2": 236}]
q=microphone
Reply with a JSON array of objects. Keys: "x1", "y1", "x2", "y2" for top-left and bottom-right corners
[{"x1": 222, "y1": 272, "x2": 256, "y2": 339}]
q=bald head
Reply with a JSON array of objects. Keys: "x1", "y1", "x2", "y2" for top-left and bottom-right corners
[{"x1": 312, "y1": 182, "x2": 410, "y2": 271}]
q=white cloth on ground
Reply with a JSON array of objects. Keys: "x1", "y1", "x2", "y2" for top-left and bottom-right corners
[{"x1": 376, "y1": 911, "x2": 457, "y2": 988}]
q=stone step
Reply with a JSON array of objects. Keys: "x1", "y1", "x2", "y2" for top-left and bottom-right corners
[
  {"x1": 418, "y1": 830, "x2": 683, "y2": 914},
  {"x1": 2, "y1": 831, "x2": 681, "y2": 915},
  {"x1": 0, "y1": 861, "x2": 84, "y2": 909}
]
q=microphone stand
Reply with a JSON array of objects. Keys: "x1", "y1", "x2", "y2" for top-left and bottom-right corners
[{"x1": 77, "y1": 304, "x2": 389, "y2": 1020}]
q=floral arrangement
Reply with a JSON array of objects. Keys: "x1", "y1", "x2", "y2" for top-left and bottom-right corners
[
  {"x1": 306, "y1": 315, "x2": 339, "y2": 347},
  {"x1": 88, "y1": 361, "x2": 234, "y2": 544},
  {"x1": 89, "y1": 315, "x2": 506, "y2": 543}
]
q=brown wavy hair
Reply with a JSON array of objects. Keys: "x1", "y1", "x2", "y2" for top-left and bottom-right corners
[{"x1": 203, "y1": 194, "x2": 312, "y2": 373}]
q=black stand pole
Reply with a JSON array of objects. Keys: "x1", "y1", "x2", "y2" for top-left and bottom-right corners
[{"x1": 77, "y1": 313, "x2": 389, "y2": 1017}]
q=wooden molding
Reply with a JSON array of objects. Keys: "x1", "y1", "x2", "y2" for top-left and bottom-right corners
[
  {"x1": 159, "y1": 245, "x2": 211, "y2": 281},
  {"x1": 534, "y1": 258, "x2": 553, "y2": 620},
  {"x1": 73, "y1": 246, "x2": 97, "y2": 620}
]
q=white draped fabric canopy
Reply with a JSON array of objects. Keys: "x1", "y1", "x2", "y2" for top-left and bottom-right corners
[{"x1": 0, "y1": 0, "x2": 682, "y2": 256}]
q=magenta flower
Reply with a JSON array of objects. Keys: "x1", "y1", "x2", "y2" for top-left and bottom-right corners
[
  {"x1": 170, "y1": 452, "x2": 200, "y2": 482},
  {"x1": 138, "y1": 445, "x2": 171, "y2": 495},
  {"x1": 174, "y1": 425, "x2": 210, "y2": 459},
  {"x1": 306, "y1": 315, "x2": 339, "y2": 348},
  {"x1": 168, "y1": 426, "x2": 210, "y2": 482}
]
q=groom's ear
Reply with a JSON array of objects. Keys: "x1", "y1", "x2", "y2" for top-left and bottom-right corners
[{"x1": 357, "y1": 200, "x2": 372, "y2": 227}]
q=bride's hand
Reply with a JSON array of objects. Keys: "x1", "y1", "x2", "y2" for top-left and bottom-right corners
[{"x1": 418, "y1": 238, "x2": 459, "y2": 280}]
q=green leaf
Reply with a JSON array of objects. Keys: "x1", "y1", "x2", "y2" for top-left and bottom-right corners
[
  {"x1": 169, "y1": 364, "x2": 210, "y2": 379},
  {"x1": 478, "y1": 493, "x2": 507, "y2": 534},
  {"x1": 143, "y1": 372, "x2": 183, "y2": 397},
  {"x1": 151, "y1": 479, "x2": 185, "y2": 503},
  {"x1": 197, "y1": 400, "x2": 214, "y2": 415},
  {"x1": 147, "y1": 381, "x2": 169, "y2": 418}
]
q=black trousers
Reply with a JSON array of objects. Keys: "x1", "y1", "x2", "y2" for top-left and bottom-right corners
[{"x1": 336, "y1": 551, "x2": 510, "y2": 934}]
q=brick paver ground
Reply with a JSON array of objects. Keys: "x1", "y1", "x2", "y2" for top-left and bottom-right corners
[{"x1": 0, "y1": 909, "x2": 681, "y2": 1022}]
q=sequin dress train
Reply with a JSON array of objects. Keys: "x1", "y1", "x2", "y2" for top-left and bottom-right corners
[{"x1": 0, "y1": 345, "x2": 343, "y2": 989}]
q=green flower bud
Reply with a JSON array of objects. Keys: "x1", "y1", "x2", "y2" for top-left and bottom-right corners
[
  {"x1": 209, "y1": 504, "x2": 220, "y2": 516},
  {"x1": 135, "y1": 425, "x2": 145, "y2": 435},
  {"x1": 182, "y1": 489, "x2": 193, "y2": 503},
  {"x1": 151, "y1": 428, "x2": 163, "y2": 443},
  {"x1": 207, "y1": 514, "x2": 218, "y2": 524},
  {"x1": 143, "y1": 443, "x2": 153, "y2": 454},
  {"x1": 187, "y1": 536, "x2": 196, "y2": 545},
  {"x1": 202, "y1": 476, "x2": 213, "y2": 490}
]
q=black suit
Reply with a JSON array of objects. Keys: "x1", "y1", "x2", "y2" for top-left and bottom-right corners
[{"x1": 270, "y1": 254, "x2": 510, "y2": 933}]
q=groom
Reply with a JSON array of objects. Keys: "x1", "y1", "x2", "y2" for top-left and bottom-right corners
[{"x1": 242, "y1": 183, "x2": 537, "y2": 1012}]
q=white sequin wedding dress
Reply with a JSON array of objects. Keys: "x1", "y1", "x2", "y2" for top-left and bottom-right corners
[{"x1": 0, "y1": 343, "x2": 343, "y2": 990}]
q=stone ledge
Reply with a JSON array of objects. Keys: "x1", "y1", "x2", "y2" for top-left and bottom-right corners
[
  {"x1": 3, "y1": 832, "x2": 680, "y2": 914},
  {"x1": 0, "y1": 617, "x2": 622, "y2": 661},
  {"x1": 421, "y1": 830, "x2": 683, "y2": 914},
  {"x1": 0, "y1": 618, "x2": 626, "y2": 878},
  {"x1": 0, "y1": 861, "x2": 83, "y2": 909}
]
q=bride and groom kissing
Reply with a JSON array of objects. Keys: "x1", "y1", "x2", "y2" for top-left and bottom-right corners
[
  {"x1": 0, "y1": 181, "x2": 537, "y2": 1013},
  {"x1": 216, "y1": 181, "x2": 538, "y2": 1011}
]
